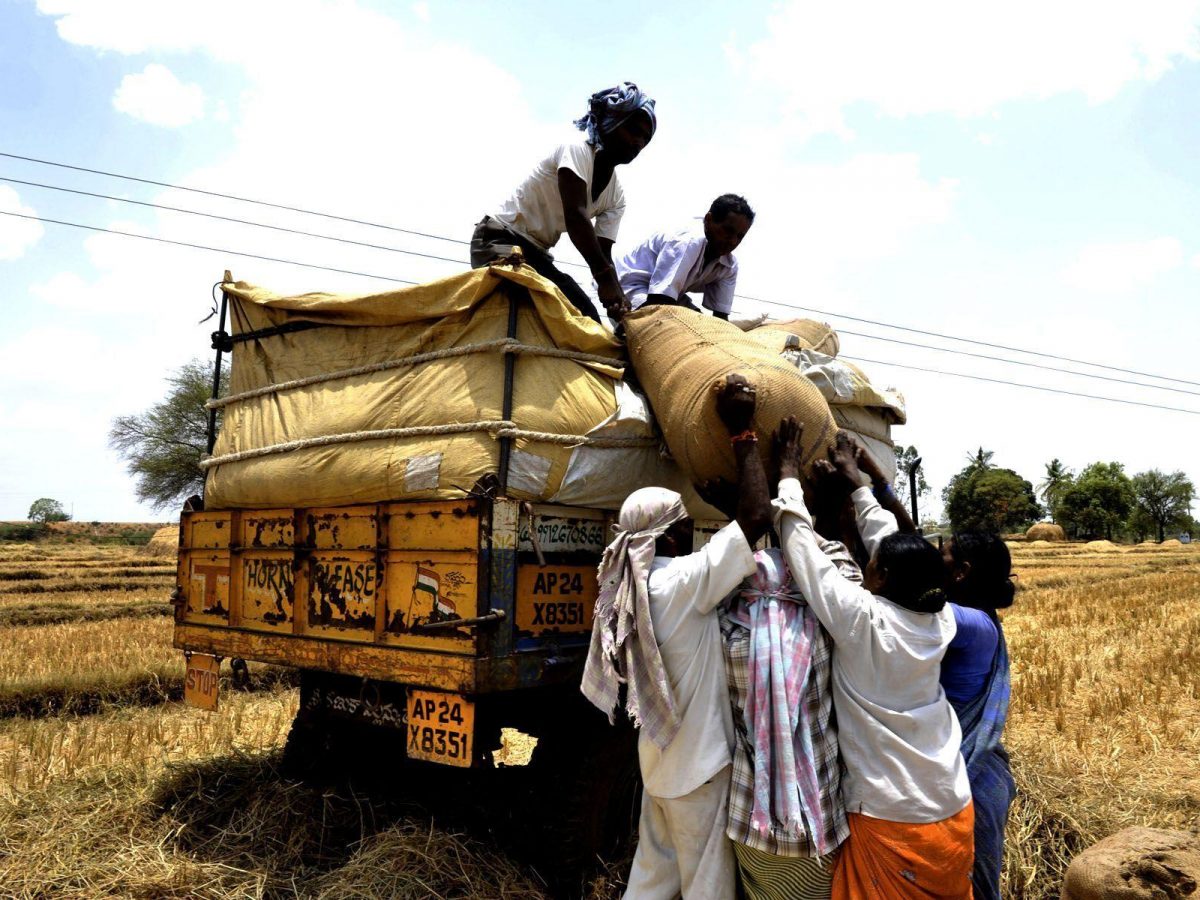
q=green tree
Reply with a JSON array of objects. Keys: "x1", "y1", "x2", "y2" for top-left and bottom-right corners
[
  {"x1": 893, "y1": 445, "x2": 931, "y2": 505},
  {"x1": 1130, "y1": 469, "x2": 1195, "y2": 543},
  {"x1": 27, "y1": 498, "x2": 70, "y2": 524},
  {"x1": 109, "y1": 359, "x2": 226, "y2": 511},
  {"x1": 943, "y1": 461, "x2": 1041, "y2": 533},
  {"x1": 1038, "y1": 458, "x2": 1073, "y2": 524},
  {"x1": 1056, "y1": 462, "x2": 1134, "y2": 540}
]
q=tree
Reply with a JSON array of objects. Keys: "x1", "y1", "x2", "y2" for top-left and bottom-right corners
[
  {"x1": 1056, "y1": 462, "x2": 1134, "y2": 540},
  {"x1": 893, "y1": 445, "x2": 931, "y2": 504},
  {"x1": 943, "y1": 458, "x2": 1041, "y2": 533},
  {"x1": 109, "y1": 359, "x2": 226, "y2": 511},
  {"x1": 1130, "y1": 469, "x2": 1195, "y2": 543},
  {"x1": 28, "y1": 498, "x2": 70, "y2": 524},
  {"x1": 1038, "y1": 458, "x2": 1073, "y2": 523}
]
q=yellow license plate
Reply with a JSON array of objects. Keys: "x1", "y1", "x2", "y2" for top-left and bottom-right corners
[
  {"x1": 406, "y1": 689, "x2": 474, "y2": 767},
  {"x1": 184, "y1": 653, "x2": 220, "y2": 711}
]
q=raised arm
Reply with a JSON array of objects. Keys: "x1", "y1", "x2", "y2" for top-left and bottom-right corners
[
  {"x1": 557, "y1": 169, "x2": 629, "y2": 320},
  {"x1": 773, "y1": 418, "x2": 872, "y2": 641},
  {"x1": 853, "y1": 441, "x2": 918, "y2": 534},
  {"x1": 715, "y1": 374, "x2": 772, "y2": 546},
  {"x1": 825, "y1": 434, "x2": 902, "y2": 557}
]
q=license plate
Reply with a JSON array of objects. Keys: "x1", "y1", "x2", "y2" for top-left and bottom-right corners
[
  {"x1": 184, "y1": 653, "x2": 220, "y2": 711},
  {"x1": 405, "y1": 689, "x2": 474, "y2": 767}
]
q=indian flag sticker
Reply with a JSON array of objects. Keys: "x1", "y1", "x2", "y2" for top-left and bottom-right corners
[{"x1": 415, "y1": 566, "x2": 456, "y2": 622}]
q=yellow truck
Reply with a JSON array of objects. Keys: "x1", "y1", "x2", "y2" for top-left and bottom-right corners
[{"x1": 171, "y1": 265, "x2": 698, "y2": 868}]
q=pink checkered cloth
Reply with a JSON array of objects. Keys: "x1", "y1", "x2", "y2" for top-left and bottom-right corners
[{"x1": 726, "y1": 547, "x2": 831, "y2": 855}]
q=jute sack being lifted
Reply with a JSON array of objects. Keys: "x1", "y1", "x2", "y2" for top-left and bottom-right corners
[{"x1": 624, "y1": 305, "x2": 838, "y2": 484}]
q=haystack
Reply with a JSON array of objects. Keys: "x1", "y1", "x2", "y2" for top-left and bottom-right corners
[
  {"x1": 144, "y1": 526, "x2": 178, "y2": 557},
  {"x1": 1160, "y1": 538, "x2": 1184, "y2": 548},
  {"x1": 1084, "y1": 540, "x2": 1119, "y2": 552},
  {"x1": 1026, "y1": 523, "x2": 1065, "y2": 542}
]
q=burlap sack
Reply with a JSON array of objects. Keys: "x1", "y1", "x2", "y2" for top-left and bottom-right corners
[
  {"x1": 1026, "y1": 523, "x2": 1066, "y2": 542},
  {"x1": 749, "y1": 318, "x2": 841, "y2": 357},
  {"x1": 1061, "y1": 827, "x2": 1200, "y2": 899},
  {"x1": 624, "y1": 305, "x2": 837, "y2": 485}
]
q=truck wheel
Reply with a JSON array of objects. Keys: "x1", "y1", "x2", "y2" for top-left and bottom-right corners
[{"x1": 527, "y1": 707, "x2": 641, "y2": 887}]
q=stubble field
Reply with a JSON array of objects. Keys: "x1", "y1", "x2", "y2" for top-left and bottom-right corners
[{"x1": 0, "y1": 537, "x2": 1196, "y2": 898}]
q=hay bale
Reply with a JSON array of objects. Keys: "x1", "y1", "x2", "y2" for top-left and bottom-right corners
[
  {"x1": 1161, "y1": 538, "x2": 1183, "y2": 548},
  {"x1": 1028, "y1": 539, "x2": 1053, "y2": 548},
  {"x1": 1061, "y1": 826, "x2": 1200, "y2": 899},
  {"x1": 1026, "y1": 523, "x2": 1066, "y2": 542},
  {"x1": 1084, "y1": 540, "x2": 1119, "y2": 552},
  {"x1": 143, "y1": 526, "x2": 178, "y2": 557}
]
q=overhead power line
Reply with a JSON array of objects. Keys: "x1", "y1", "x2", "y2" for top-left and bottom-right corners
[
  {"x1": 5, "y1": 149, "x2": 1195, "y2": 389},
  {"x1": 836, "y1": 328, "x2": 1200, "y2": 398},
  {"x1": 843, "y1": 355, "x2": 1200, "y2": 417},
  {"x1": 1, "y1": 175, "x2": 471, "y2": 268},
  {"x1": 7, "y1": 205, "x2": 1197, "y2": 419},
  {"x1": 0, "y1": 150, "x2": 469, "y2": 247},
  {"x1": 0, "y1": 210, "x2": 414, "y2": 285},
  {"x1": 739, "y1": 292, "x2": 1200, "y2": 389}
]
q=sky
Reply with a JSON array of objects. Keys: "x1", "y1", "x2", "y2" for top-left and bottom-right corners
[{"x1": 1, "y1": 0, "x2": 1199, "y2": 523}]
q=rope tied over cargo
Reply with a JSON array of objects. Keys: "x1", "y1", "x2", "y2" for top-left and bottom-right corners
[
  {"x1": 205, "y1": 338, "x2": 626, "y2": 410},
  {"x1": 198, "y1": 421, "x2": 659, "y2": 470}
]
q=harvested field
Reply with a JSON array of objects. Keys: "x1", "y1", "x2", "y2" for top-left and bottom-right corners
[{"x1": 0, "y1": 540, "x2": 1196, "y2": 898}]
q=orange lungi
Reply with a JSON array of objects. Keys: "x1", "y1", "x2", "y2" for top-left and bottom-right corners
[{"x1": 832, "y1": 802, "x2": 975, "y2": 900}]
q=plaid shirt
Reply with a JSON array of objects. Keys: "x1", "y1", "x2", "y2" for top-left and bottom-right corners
[{"x1": 719, "y1": 538, "x2": 857, "y2": 856}]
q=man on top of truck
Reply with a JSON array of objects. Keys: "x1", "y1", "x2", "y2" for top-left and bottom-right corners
[
  {"x1": 615, "y1": 193, "x2": 754, "y2": 321},
  {"x1": 582, "y1": 373, "x2": 773, "y2": 900},
  {"x1": 470, "y1": 82, "x2": 656, "y2": 323}
]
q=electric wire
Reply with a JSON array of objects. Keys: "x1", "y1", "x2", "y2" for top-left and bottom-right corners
[
  {"x1": 842, "y1": 355, "x2": 1200, "y2": 417},
  {"x1": 0, "y1": 210, "x2": 415, "y2": 284},
  {"x1": 835, "y1": 328, "x2": 1200, "y2": 398},
  {"x1": 0, "y1": 150, "x2": 470, "y2": 246},
  {"x1": 738, "y1": 292, "x2": 1200, "y2": 388},
  {"x1": 0, "y1": 175, "x2": 471, "y2": 267},
  {"x1": 7, "y1": 205, "x2": 1197, "y2": 417},
  {"x1": 4, "y1": 149, "x2": 1196, "y2": 389}
]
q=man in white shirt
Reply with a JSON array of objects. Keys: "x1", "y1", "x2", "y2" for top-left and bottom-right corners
[
  {"x1": 471, "y1": 83, "x2": 656, "y2": 322},
  {"x1": 582, "y1": 374, "x2": 772, "y2": 899},
  {"x1": 615, "y1": 194, "x2": 754, "y2": 321}
]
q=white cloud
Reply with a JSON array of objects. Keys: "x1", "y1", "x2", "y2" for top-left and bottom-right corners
[
  {"x1": 745, "y1": 0, "x2": 1200, "y2": 137},
  {"x1": 0, "y1": 186, "x2": 45, "y2": 260},
  {"x1": 112, "y1": 63, "x2": 205, "y2": 126},
  {"x1": 1060, "y1": 237, "x2": 1184, "y2": 293},
  {"x1": 411, "y1": 2, "x2": 430, "y2": 22}
]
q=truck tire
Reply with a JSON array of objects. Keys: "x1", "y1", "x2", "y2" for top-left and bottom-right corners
[{"x1": 525, "y1": 704, "x2": 641, "y2": 890}]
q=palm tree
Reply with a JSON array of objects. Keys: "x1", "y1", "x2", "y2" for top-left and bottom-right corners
[
  {"x1": 965, "y1": 447, "x2": 994, "y2": 473},
  {"x1": 1038, "y1": 458, "x2": 1072, "y2": 523}
]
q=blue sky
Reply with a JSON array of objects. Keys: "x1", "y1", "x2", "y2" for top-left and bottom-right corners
[{"x1": 1, "y1": 0, "x2": 1198, "y2": 522}]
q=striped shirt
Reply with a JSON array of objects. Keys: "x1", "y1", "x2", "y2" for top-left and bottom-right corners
[{"x1": 720, "y1": 538, "x2": 855, "y2": 856}]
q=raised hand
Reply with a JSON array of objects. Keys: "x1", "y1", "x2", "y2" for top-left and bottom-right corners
[
  {"x1": 826, "y1": 432, "x2": 866, "y2": 494},
  {"x1": 695, "y1": 478, "x2": 740, "y2": 519},
  {"x1": 773, "y1": 416, "x2": 804, "y2": 481},
  {"x1": 714, "y1": 373, "x2": 757, "y2": 436}
]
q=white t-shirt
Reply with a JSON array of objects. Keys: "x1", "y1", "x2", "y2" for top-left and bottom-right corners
[
  {"x1": 638, "y1": 520, "x2": 757, "y2": 799},
  {"x1": 616, "y1": 221, "x2": 739, "y2": 315},
  {"x1": 489, "y1": 135, "x2": 626, "y2": 255},
  {"x1": 775, "y1": 478, "x2": 972, "y2": 824}
]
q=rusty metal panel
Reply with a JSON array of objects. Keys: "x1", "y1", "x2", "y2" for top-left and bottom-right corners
[
  {"x1": 302, "y1": 506, "x2": 378, "y2": 550},
  {"x1": 184, "y1": 550, "x2": 231, "y2": 622},
  {"x1": 517, "y1": 506, "x2": 608, "y2": 554},
  {"x1": 173, "y1": 623, "x2": 477, "y2": 692},
  {"x1": 515, "y1": 564, "x2": 597, "y2": 635},
  {"x1": 187, "y1": 512, "x2": 233, "y2": 549},
  {"x1": 387, "y1": 500, "x2": 481, "y2": 551},
  {"x1": 238, "y1": 510, "x2": 294, "y2": 549},
  {"x1": 381, "y1": 550, "x2": 477, "y2": 652},
  {"x1": 237, "y1": 550, "x2": 295, "y2": 632},
  {"x1": 303, "y1": 550, "x2": 379, "y2": 639}
]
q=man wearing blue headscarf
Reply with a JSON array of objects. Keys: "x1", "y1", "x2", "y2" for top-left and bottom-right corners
[{"x1": 471, "y1": 83, "x2": 656, "y2": 323}]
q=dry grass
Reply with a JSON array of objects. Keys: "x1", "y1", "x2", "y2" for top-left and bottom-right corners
[
  {"x1": 1, "y1": 541, "x2": 1197, "y2": 898},
  {"x1": 1001, "y1": 541, "x2": 1200, "y2": 899}
]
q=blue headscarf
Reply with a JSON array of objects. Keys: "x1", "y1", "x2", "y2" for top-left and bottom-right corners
[{"x1": 574, "y1": 82, "x2": 657, "y2": 148}]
